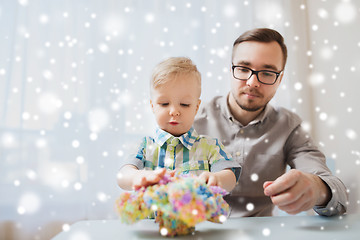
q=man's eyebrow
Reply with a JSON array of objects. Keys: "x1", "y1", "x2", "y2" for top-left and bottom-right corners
[
  {"x1": 263, "y1": 64, "x2": 281, "y2": 72},
  {"x1": 234, "y1": 61, "x2": 251, "y2": 66},
  {"x1": 233, "y1": 61, "x2": 281, "y2": 72}
]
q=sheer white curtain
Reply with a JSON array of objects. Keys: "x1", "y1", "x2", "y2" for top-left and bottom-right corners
[
  {"x1": 2, "y1": 0, "x2": 359, "y2": 239},
  {"x1": 0, "y1": 1, "x2": 259, "y2": 239}
]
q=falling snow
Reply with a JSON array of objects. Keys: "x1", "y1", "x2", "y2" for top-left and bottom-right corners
[
  {"x1": 0, "y1": 0, "x2": 359, "y2": 239},
  {"x1": 262, "y1": 228, "x2": 271, "y2": 236}
]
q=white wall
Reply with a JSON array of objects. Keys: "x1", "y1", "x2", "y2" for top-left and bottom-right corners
[
  {"x1": 306, "y1": 0, "x2": 360, "y2": 213},
  {"x1": 0, "y1": 0, "x2": 359, "y2": 239}
]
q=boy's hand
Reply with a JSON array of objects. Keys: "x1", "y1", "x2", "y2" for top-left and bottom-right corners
[
  {"x1": 198, "y1": 169, "x2": 237, "y2": 192},
  {"x1": 198, "y1": 172, "x2": 221, "y2": 187},
  {"x1": 133, "y1": 168, "x2": 166, "y2": 190},
  {"x1": 133, "y1": 168, "x2": 175, "y2": 190}
]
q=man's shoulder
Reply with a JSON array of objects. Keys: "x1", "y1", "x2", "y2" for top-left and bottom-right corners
[
  {"x1": 197, "y1": 95, "x2": 224, "y2": 118},
  {"x1": 194, "y1": 95, "x2": 229, "y2": 136},
  {"x1": 269, "y1": 105, "x2": 302, "y2": 126}
]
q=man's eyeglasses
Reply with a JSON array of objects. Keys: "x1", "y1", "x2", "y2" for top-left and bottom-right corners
[{"x1": 231, "y1": 65, "x2": 283, "y2": 85}]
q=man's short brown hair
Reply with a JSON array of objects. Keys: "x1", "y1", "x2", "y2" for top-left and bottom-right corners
[{"x1": 232, "y1": 28, "x2": 288, "y2": 69}]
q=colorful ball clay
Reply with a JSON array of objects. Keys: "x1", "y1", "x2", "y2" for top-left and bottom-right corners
[{"x1": 115, "y1": 174, "x2": 229, "y2": 237}]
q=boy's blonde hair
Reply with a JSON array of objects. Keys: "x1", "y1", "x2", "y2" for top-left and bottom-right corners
[{"x1": 150, "y1": 57, "x2": 201, "y2": 97}]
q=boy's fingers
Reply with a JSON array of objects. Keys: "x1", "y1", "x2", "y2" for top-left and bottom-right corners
[
  {"x1": 207, "y1": 176, "x2": 217, "y2": 186},
  {"x1": 155, "y1": 168, "x2": 166, "y2": 176},
  {"x1": 168, "y1": 170, "x2": 176, "y2": 176},
  {"x1": 198, "y1": 172, "x2": 209, "y2": 183},
  {"x1": 133, "y1": 177, "x2": 145, "y2": 190}
]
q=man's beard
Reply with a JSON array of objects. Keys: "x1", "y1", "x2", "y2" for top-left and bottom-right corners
[
  {"x1": 235, "y1": 98, "x2": 264, "y2": 112},
  {"x1": 233, "y1": 88, "x2": 268, "y2": 112}
]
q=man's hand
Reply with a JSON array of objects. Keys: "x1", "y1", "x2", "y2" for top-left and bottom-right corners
[{"x1": 263, "y1": 169, "x2": 331, "y2": 215}]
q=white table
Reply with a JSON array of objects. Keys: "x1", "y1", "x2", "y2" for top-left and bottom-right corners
[{"x1": 52, "y1": 214, "x2": 360, "y2": 240}]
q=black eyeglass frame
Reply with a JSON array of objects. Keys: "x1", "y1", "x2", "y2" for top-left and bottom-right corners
[{"x1": 231, "y1": 64, "x2": 283, "y2": 85}]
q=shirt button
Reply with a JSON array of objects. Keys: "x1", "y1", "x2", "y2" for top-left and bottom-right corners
[
  {"x1": 240, "y1": 130, "x2": 244, "y2": 134},
  {"x1": 236, "y1": 152, "x2": 241, "y2": 156}
]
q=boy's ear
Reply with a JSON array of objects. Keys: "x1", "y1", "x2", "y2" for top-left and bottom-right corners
[
  {"x1": 150, "y1": 99, "x2": 154, "y2": 112},
  {"x1": 195, "y1": 99, "x2": 201, "y2": 113}
]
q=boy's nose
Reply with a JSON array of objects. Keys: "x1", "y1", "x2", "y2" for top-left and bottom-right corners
[{"x1": 169, "y1": 107, "x2": 180, "y2": 116}]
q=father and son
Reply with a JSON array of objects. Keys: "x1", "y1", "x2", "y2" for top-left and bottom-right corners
[{"x1": 117, "y1": 28, "x2": 348, "y2": 217}]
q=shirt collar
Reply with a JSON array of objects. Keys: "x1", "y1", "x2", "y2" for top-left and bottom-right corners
[
  {"x1": 154, "y1": 127, "x2": 198, "y2": 150},
  {"x1": 221, "y1": 93, "x2": 233, "y2": 122},
  {"x1": 221, "y1": 93, "x2": 273, "y2": 126}
]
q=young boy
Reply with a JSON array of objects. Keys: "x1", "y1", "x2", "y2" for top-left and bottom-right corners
[{"x1": 117, "y1": 57, "x2": 240, "y2": 192}]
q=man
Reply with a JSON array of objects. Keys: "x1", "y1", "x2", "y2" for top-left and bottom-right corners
[{"x1": 194, "y1": 28, "x2": 348, "y2": 217}]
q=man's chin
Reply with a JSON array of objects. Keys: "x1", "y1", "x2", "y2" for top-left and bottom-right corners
[
  {"x1": 232, "y1": 94, "x2": 266, "y2": 112},
  {"x1": 239, "y1": 104, "x2": 263, "y2": 112}
]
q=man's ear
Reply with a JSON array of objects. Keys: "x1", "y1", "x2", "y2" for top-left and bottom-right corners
[{"x1": 278, "y1": 72, "x2": 284, "y2": 85}]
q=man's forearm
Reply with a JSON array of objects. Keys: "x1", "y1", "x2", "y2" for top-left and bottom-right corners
[{"x1": 314, "y1": 175, "x2": 332, "y2": 206}]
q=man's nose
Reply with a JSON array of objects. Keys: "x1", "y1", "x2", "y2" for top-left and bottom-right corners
[{"x1": 246, "y1": 73, "x2": 260, "y2": 88}]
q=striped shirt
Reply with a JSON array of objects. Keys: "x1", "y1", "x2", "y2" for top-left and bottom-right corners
[{"x1": 124, "y1": 127, "x2": 240, "y2": 179}]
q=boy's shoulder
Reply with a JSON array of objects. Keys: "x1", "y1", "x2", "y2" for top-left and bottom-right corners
[
  {"x1": 194, "y1": 133, "x2": 224, "y2": 147},
  {"x1": 134, "y1": 135, "x2": 157, "y2": 146}
]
